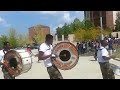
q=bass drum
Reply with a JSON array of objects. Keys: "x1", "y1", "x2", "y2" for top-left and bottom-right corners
[
  {"x1": 3, "y1": 49, "x2": 32, "y2": 77},
  {"x1": 52, "y1": 42, "x2": 79, "y2": 70}
]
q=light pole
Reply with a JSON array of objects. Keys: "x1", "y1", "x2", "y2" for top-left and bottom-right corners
[{"x1": 100, "y1": 11, "x2": 104, "y2": 40}]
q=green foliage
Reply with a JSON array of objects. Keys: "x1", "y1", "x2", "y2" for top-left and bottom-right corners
[
  {"x1": 17, "y1": 34, "x2": 30, "y2": 47},
  {"x1": 7, "y1": 28, "x2": 19, "y2": 48},
  {"x1": 56, "y1": 18, "x2": 95, "y2": 39},
  {"x1": 74, "y1": 28, "x2": 101, "y2": 41},
  {"x1": 103, "y1": 28, "x2": 112, "y2": 37},
  {"x1": 62, "y1": 23, "x2": 70, "y2": 38},
  {"x1": 56, "y1": 17, "x2": 113, "y2": 41},
  {"x1": 82, "y1": 19, "x2": 95, "y2": 30},
  {"x1": 0, "y1": 27, "x2": 45, "y2": 49},
  {"x1": 34, "y1": 25, "x2": 45, "y2": 44},
  {"x1": 115, "y1": 12, "x2": 120, "y2": 31},
  {"x1": 0, "y1": 35, "x2": 8, "y2": 49},
  {"x1": 0, "y1": 28, "x2": 33, "y2": 49},
  {"x1": 56, "y1": 27, "x2": 62, "y2": 39},
  {"x1": 72, "y1": 18, "x2": 82, "y2": 32}
]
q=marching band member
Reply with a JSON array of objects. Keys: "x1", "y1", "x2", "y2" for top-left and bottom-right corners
[
  {"x1": 0, "y1": 41, "x2": 15, "y2": 79},
  {"x1": 38, "y1": 34, "x2": 63, "y2": 79},
  {"x1": 97, "y1": 40, "x2": 115, "y2": 79}
]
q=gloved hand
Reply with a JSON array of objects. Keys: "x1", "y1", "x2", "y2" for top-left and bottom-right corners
[{"x1": 51, "y1": 54, "x2": 58, "y2": 58}]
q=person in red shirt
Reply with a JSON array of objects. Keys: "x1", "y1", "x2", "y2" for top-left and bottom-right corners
[{"x1": 27, "y1": 44, "x2": 32, "y2": 55}]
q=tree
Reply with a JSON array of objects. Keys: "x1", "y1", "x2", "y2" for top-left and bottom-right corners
[
  {"x1": 17, "y1": 34, "x2": 31, "y2": 47},
  {"x1": 62, "y1": 23, "x2": 70, "y2": 39},
  {"x1": 17, "y1": 34, "x2": 24, "y2": 47},
  {"x1": 82, "y1": 19, "x2": 95, "y2": 30},
  {"x1": 74, "y1": 27, "x2": 101, "y2": 41},
  {"x1": 55, "y1": 18, "x2": 95, "y2": 40},
  {"x1": 72, "y1": 18, "x2": 82, "y2": 32},
  {"x1": 69, "y1": 23, "x2": 74, "y2": 34},
  {"x1": 0, "y1": 35, "x2": 8, "y2": 48},
  {"x1": 34, "y1": 25, "x2": 45, "y2": 44},
  {"x1": 7, "y1": 28, "x2": 19, "y2": 48},
  {"x1": 56, "y1": 27, "x2": 63, "y2": 39},
  {"x1": 56, "y1": 18, "x2": 82, "y2": 39},
  {"x1": 103, "y1": 28, "x2": 112, "y2": 37},
  {"x1": 115, "y1": 12, "x2": 120, "y2": 31},
  {"x1": 89, "y1": 28, "x2": 101, "y2": 40},
  {"x1": 74, "y1": 29, "x2": 85, "y2": 41}
]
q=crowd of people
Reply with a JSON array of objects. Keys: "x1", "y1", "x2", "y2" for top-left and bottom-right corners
[
  {"x1": 76, "y1": 40, "x2": 96, "y2": 55},
  {"x1": 0, "y1": 33, "x2": 120, "y2": 79},
  {"x1": 75, "y1": 36, "x2": 120, "y2": 79},
  {"x1": 76, "y1": 37, "x2": 120, "y2": 56}
]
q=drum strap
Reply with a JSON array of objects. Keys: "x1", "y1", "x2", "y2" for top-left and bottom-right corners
[
  {"x1": 3, "y1": 50, "x2": 6, "y2": 54},
  {"x1": 3, "y1": 49, "x2": 9, "y2": 54}
]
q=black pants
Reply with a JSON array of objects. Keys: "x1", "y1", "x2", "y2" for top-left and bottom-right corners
[
  {"x1": 94, "y1": 49, "x2": 98, "y2": 60},
  {"x1": 2, "y1": 67, "x2": 15, "y2": 79},
  {"x1": 47, "y1": 65, "x2": 63, "y2": 79},
  {"x1": 99, "y1": 62, "x2": 115, "y2": 79}
]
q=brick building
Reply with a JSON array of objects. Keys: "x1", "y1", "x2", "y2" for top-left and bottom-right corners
[
  {"x1": 84, "y1": 11, "x2": 119, "y2": 30},
  {"x1": 29, "y1": 24, "x2": 50, "y2": 42}
]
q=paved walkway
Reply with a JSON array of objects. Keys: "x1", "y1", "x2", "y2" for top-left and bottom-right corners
[{"x1": 0, "y1": 49, "x2": 120, "y2": 79}]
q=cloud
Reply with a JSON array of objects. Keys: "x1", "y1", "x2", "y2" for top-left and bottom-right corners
[
  {"x1": 52, "y1": 11, "x2": 84, "y2": 33},
  {"x1": 59, "y1": 12, "x2": 77, "y2": 25},
  {"x1": 62, "y1": 12, "x2": 71, "y2": 22},
  {"x1": 75, "y1": 11, "x2": 83, "y2": 14},
  {"x1": 75, "y1": 11, "x2": 80, "y2": 13},
  {"x1": 0, "y1": 17, "x2": 11, "y2": 27},
  {"x1": 0, "y1": 17, "x2": 6, "y2": 24},
  {"x1": 0, "y1": 11, "x2": 11, "y2": 13},
  {"x1": 52, "y1": 23, "x2": 64, "y2": 33},
  {"x1": 20, "y1": 11, "x2": 69, "y2": 15},
  {"x1": 20, "y1": 11, "x2": 84, "y2": 23},
  {"x1": 38, "y1": 11, "x2": 70, "y2": 15},
  {"x1": 57, "y1": 12, "x2": 71, "y2": 24},
  {"x1": 58, "y1": 24, "x2": 64, "y2": 27},
  {"x1": 38, "y1": 11, "x2": 58, "y2": 15}
]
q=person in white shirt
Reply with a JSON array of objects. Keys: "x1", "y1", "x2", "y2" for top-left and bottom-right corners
[
  {"x1": 97, "y1": 40, "x2": 115, "y2": 79},
  {"x1": 0, "y1": 41, "x2": 15, "y2": 79},
  {"x1": 38, "y1": 34, "x2": 63, "y2": 79}
]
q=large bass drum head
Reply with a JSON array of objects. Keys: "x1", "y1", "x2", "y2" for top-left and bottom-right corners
[
  {"x1": 4, "y1": 50, "x2": 23, "y2": 77},
  {"x1": 52, "y1": 42, "x2": 79, "y2": 70},
  {"x1": 4, "y1": 49, "x2": 32, "y2": 77}
]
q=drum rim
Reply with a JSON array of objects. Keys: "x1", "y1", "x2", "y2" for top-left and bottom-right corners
[
  {"x1": 4, "y1": 50, "x2": 23, "y2": 76},
  {"x1": 4, "y1": 50, "x2": 32, "y2": 76},
  {"x1": 53, "y1": 42, "x2": 79, "y2": 70}
]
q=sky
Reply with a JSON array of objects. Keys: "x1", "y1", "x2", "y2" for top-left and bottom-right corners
[{"x1": 0, "y1": 11, "x2": 84, "y2": 35}]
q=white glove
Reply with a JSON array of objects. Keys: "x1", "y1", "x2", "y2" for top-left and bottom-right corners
[
  {"x1": 52, "y1": 54, "x2": 56, "y2": 57},
  {"x1": 51, "y1": 54, "x2": 58, "y2": 58}
]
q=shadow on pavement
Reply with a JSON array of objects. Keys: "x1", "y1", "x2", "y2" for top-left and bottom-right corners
[{"x1": 90, "y1": 60, "x2": 97, "y2": 61}]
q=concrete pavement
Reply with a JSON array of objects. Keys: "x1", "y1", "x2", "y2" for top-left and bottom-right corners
[{"x1": 0, "y1": 49, "x2": 120, "y2": 79}]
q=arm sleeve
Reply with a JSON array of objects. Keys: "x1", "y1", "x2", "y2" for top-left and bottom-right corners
[
  {"x1": 0, "y1": 55, "x2": 3, "y2": 62},
  {"x1": 39, "y1": 44, "x2": 47, "y2": 52},
  {"x1": 101, "y1": 49, "x2": 108, "y2": 57}
]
